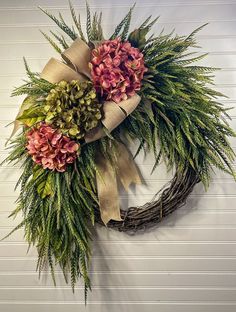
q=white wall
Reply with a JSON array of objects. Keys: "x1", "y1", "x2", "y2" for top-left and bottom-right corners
[{"x1": 0, "y1": 0, "x2": 236, "y2": 311}]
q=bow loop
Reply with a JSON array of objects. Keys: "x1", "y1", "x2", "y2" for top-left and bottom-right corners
[
  {"x1": 62, "y1": 38, "x2": 92, "y2": 79},
  {"x1": 41, "y1": 57, "x2": 86, "y2": 83}
]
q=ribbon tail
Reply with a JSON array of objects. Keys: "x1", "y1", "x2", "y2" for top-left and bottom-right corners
[
  {"x1": 96, "y1": 142, "x2": 142, "y2": 225},
  {"x1": 116, "y1": 142, "x2": 142, "y2": 191},
  {"x1": 96, "y1": 156, "x2": 122, "y2": 225}
]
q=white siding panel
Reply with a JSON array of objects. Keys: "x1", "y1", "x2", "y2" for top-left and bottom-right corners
[
  {"x1": 1, "y1": 242, "x2": 236, "y2": 257},
  {"x1": 0, "y1": 272, "x2": 235, "y2": 287},
  {"x1": 0, "y1": 257, "x2": 236, "y2": 272},
  {"x1": 3, "y1": 227, "x2": 236, "y2": 243},
  {"x1": 0, "y1": 303, "x2": 235, "y2": 312},
  {"x1": 0, "y1": 287, "x2": 235, "y2": 302},
  {"x1": 0, "y1": 0, "x2": 236, "y2": 312}
]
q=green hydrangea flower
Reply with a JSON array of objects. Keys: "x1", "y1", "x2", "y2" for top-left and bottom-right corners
[{"x1": 44, "y1": 80, "x2": 102, "y2": 139}]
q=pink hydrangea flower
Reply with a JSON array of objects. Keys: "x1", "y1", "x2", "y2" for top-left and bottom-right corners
[
  {"x1": 26, "y1": 123, "x2": 79, "y2": 172},
  {"x1": 90, "y1": 37, "x2": 147, "y2": 103}
]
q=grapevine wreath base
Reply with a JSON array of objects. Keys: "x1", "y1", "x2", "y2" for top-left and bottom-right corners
[
  {"x1": 3, "y1": 2, "x2": 236, "y2": 299},
  {"x1": 94, "y1": 165, "x2": 200, "y2": 231}
]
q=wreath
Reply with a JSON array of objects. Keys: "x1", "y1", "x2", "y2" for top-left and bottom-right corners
[{"x1": 2, "y1": 2, "x2": 236, "y2": 299}]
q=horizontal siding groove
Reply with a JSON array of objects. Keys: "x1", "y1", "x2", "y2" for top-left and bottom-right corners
[
  {"x1": 1, "y1": 180, "x2": 235, "y2": 185},
  {"x1": 2, "y1": 209, "x2": 236, "y2": 214},
  {"x1": 0, "y1": 52, "x2": 236, "y2": 58},
  {"x1": 0, "y1": 243, "x2": 236, "y2": 245},
  {"x1": 1, "y1": 178, "x2": 236, "y2": 183},
  {"x1": 0, "y1": 50, "x2": 236, "y2": 55},
  {"x1": 221, "y1": 68, "x2": 236, "y2": 71},
  {"x1": 3, "y1": 225, "x2": 236, "y2": 230},
  {"x1": 0, "y1": 1, "x2": 236, "y2": 10},
  {"x1": 4, "y1": 155, "x2": 236, "y2": 161},
  {"x1": 1, "y1": 256, "x2": 236, "y2": 260},
  {"x1": 0, "y1": 300, "x2": 235, "y2": 305},
  {"x1": 1, "y1": 270, "x2": 236, "y2": 275},
  {"x1": 0, "y1": 269, "x2": 235, "y2": 274},
  {"x1": 0, "y1": 178, "x2": 236, "y2": 185},
  {"x1": 0, "y1": 1, "x2": 230, "y2": 7},
  {"x1": 2, "y1": 241, "x2": 236, "y2": 245},
  {"x1": 1, "y1": 181, "x2": 236, "y2": 186},
  {"x1": 0, "y1": 34, "x2": 236, "y2": 41},
  {"x1": 198, "y1": 35, "x2": 236, "y2": 39},
  {"x1": 0, "y1": 286, "x2": 236, "y2": 290},
  {"x1": 102, "y1": 194, "x2": 236, "y2": 198},
  {"x1": 216, "y1": 84, "x2": 236, "y2": 87},
  {"x1": 0, "y1": 58, "x2": 47, "y2": 62},
  {"x1": 2, "y1": 19, "x2": 236, "y2": 28},
  {"x1": 1, "y1": 39, "x2": 236, "y2": 46},
  {"x1": 1, "y1": 209, "x2": 236, "y2": 214},
  {"x1": 198, "y1": 51, "x2": 236, "y2": 55},
  {"x1": 1, "y1": 162, "x2": 236, "y2": 167}
]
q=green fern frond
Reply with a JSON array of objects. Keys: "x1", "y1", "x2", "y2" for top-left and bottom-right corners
[
  {"x1": 39, "y1": 6, "x2": 77, "y2": 40},
  {"x1": 40, "y1": 30, "x2": 62, "y2": 54},
  {"x1": 50, "y1": 31, "x2": 70, "y2": 49},
  {"x1": 146, "y1": 16, "x2": 160, "y2": 31},
  {"x1": 185, "y1": 23, "x2": 208, "y2": 42},
  {"x1": 97, "y1": 12, "x2": 104, "y2": 40},
  {"x1": 85, "y1": 1, "x2": 92, "y2": 41},
  {"x1": 139, "y1": 15, "x2": 152, "y2": 29},
  {"x1": 110, "y1": 4, "x2": 135, "y2": 40},
  {"x1": 120, "y1": 6, "x2": 134, "y2": 40},
  {"x1": 69, "y1": 0, "x2": 87, "y2": 42}
]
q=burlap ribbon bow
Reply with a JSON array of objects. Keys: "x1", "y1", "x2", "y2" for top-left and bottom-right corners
[{"x1": 28, "y1": 39, "x2": 142, "y2": 224}]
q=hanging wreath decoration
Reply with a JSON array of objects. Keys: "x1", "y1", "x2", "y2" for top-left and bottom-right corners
[{"x1": 2, "y1": 2, "x2": 236, "y2": 298}]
